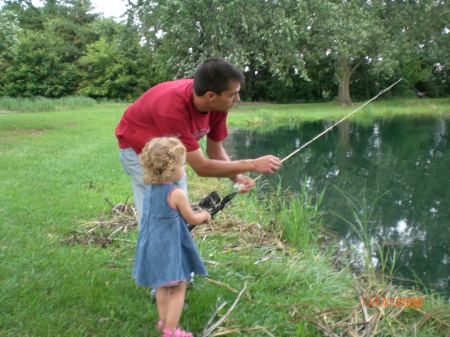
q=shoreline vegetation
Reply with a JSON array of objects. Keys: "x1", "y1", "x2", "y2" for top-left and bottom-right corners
[{"x1": 1, "y1": 97, "x2": 449, "y2": 336}]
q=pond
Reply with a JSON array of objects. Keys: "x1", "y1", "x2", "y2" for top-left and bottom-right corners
[{"x1": 223, "y1": 115, "x2": 449, "y2": 297}]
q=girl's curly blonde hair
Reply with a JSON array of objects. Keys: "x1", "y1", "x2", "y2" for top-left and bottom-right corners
[{"x1": 139, "y1": 137, "x2": 186, "y2": 184}]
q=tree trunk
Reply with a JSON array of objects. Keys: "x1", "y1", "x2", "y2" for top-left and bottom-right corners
[
  {"x1": 247, "y1": 66, "x2": 254, "y2": 100},
  {"x1": 337, "y1": 57, "x2": 353, "y2": 106},
  {"x1": 337, "y1": 119, "x2": 351, "y2": 151}
]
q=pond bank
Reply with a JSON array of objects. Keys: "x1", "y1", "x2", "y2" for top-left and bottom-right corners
[{"x1": 181, "y1": 173, "x2": 450, "y2": 336}]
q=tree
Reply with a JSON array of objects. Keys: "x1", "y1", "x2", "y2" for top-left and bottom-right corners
[
  {"x1": 77, "y1": 19, "x2": 154, "y2": 100},
  {"x1": 1, "y1": 0, "x2": 448, "y2": 101},
  {"x1": 387, "y1": 0, "x2": 450, "y2": 98},
  {"x1": 0, "y1": 0, "x2": 123, "y2": 98},
  {"x1": 0, "y1": 26, "x2": 80, "y2": 97},
  {"x1": 132, "y1": 0, "x2": 308, "y2": 100},
  {"x1": 0, "y1": 10, "x2": 21, "y2": 66},
  {"x1": 305, "y1": 0, "x2": 401, "y2": 106},
  {"x1": 0, "y1": 0, "x2": 98, "y2": 97},
  {"x1": 1, "y1": 0, "x2": 45, "y2": 32},
  {"x1": 305, "y1": 0, "x2": 450, "y2": 105}
]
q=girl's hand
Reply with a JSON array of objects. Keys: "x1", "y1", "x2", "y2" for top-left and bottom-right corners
[
  {"x1": 202, "y1": 211, "x2": 212, "y2": 224},
  {"x1": 171, "y1": 188, "x2": 211, "y2": 225}
]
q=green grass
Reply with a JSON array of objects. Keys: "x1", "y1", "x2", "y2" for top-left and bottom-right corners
[
  {"x1": 226, "y1": 177, "x2": 326, "y2": 250},
  {"x1": 1, "y1": 98, "x2": 449, "y2": 336},
  {"x1": 0, "y1": 95, "x2": 111, "y2": 112},
  {"x1": 229, "y1": 98, "x2": 450, "y2": 130}
]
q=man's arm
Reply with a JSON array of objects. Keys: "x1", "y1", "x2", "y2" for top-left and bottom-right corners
[{"x1": 185, "y1": 138, "x2": 281, "y2": 179}]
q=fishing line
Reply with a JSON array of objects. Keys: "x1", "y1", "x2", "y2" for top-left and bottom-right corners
[{"x1": 252, "y1": 77, "x2": 404, "y2": 182}]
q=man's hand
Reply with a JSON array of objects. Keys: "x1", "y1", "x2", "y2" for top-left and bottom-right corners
[
  {"x1": 232, "y1": 174, "x2": 255, "y2": 193},
  {"x1": 253, "y1": 155, "x2": 282, "y2": 174}
]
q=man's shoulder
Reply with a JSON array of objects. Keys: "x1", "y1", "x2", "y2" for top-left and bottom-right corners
[
  {"x1": 153, "y1": 78, "x2": 193, "y2": 91},
  {"x1": 135, "y1": 79, "x2": 193, "y2": 109}
]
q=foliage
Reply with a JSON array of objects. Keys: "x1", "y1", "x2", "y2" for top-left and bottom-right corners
[
  {"x1": 0, "y1": 26, "x2": 81, "y2": 97},
  {"x1": 305, "y1": 0, "x2": 402, "y2": 105},
  {"x1": 133, "y1": 0, "x2": 308, "y2": 101},
  {"x1": 0, "y1": 0, "x2": 449, "y2": 102},
  {"x1": 0, "y1": 0, "x2": 154, "y2": 100},
  {"x1": 77, "y1": 20, "x2": 154, "y2": 100},
  {"x1": 0, "y1": 9, "x2": 21, "y2": 64}
]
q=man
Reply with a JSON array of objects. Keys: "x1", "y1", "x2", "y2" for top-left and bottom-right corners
[{"x1": 115, "y1": 57, "x2": 282, "y2": 225}]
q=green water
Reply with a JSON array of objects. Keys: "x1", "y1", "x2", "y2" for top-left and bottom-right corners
[{"x1": 223, "y1": 115, "x2": 449, "y2": 297}]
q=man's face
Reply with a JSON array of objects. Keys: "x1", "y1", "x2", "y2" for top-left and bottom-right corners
[{"x1": 212, "y1": 80, "x2": 241, "y2": 113}]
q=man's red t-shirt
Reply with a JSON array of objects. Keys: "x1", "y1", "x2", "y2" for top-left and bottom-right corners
[{"x1": 115, "y1": 79, "x2": 228, "y2": 154}]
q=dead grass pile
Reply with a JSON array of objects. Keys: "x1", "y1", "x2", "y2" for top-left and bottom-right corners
[
  {"x1": 61, "y1": 198, "x2": 138, "y2": 246},
  {"x1": 191, "y1": 218, "x2": 287, "y2": 253}
]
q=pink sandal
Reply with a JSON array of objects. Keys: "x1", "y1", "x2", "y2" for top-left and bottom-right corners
[
  {"x1": 156, "y1": 320, "x2": 164, "y2": 330},
  {"x1": 161, "y1": 327, "x2": 193, "y2": 337}
]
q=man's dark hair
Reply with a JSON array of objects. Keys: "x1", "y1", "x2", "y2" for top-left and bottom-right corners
[{"x1": 193, "y1": 57, "x2": 245, "y2": 96}]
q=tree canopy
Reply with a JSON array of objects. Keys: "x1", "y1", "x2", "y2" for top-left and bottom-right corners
[{"x1": 0, "y1": 0, "x2": 448, "y2": 103}]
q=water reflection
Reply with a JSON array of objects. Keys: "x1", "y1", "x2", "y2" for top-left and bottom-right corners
[{"x1": 223, "y1": 115, "x2": 449, "y2": 297}]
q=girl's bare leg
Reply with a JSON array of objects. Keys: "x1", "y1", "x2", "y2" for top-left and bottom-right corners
[
  {"x1": 156, "y1": 287, "x2": 171, "y2": 324},
  {"x1": 165, "y1": 282, "x2": 187, "y2": 331}
]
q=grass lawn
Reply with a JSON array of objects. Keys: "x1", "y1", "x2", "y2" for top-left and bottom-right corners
[{"x1": 1, "y1": 98, "x2": 449, "y2": 336}]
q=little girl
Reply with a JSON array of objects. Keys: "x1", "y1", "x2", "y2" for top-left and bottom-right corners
[{"x1": 132, "y1": 137, "x2": 211, "y2": 337}]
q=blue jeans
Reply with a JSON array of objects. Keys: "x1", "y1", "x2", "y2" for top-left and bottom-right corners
[{"x1": 119, "y1": 148, "x2": 187, "y2": 228}]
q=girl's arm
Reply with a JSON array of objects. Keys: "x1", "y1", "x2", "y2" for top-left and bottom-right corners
[{"x1": 170, "y1": 188, "x2": 211, "y2": 225}]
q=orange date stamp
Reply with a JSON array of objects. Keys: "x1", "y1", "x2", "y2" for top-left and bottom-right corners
[{"x1": 361, "y1": 297, "x2": 422, "y2": 308}]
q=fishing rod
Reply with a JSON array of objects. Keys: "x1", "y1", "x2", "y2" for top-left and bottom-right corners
[
  {"x1": 253, "y1": 77, "x2": 404, "y2": 182},
  {"x1": 402, "y1": 78, "x2": 425, "y2": 98},
  {"x1": 191, "y1": 78, "x2": 404, "y2": 227}
]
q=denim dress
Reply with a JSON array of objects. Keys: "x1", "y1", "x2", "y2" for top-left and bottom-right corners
[{"x1": 132, "y1": 183, "x2": 208, "y2": 288}]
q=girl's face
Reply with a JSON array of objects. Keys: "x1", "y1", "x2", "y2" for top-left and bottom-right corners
[{"x1": 169, "y1": 152, "x2": 186, "y2": 183}]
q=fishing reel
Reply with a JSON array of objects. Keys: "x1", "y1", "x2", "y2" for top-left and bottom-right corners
[
  {"x1": 198, "y1": 191, "x2": 221, "y2": 210},
  {"x1": 199, "y1": 190, "x2": 238, "y2": 217},
  {"x1": 188, "y1": 190, "x2": 238, "y2": 232}
]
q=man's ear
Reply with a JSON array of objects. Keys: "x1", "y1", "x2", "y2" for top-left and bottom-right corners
[{"x1": 205, "y1": 91, "x2": 216, "y2": 102}]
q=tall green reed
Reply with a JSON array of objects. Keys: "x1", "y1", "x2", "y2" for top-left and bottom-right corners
[
  {"x1": 276, "y1": 179, "x2": 325, "y2": 250},
  {"x1": 375, "y1": 242, "x2": 403, "y2": 284},
  {"x1": 330, "y1": 186, "x2": 402, "y2": 279},
  {"x1": 231, "y1": 177, "x2": 325, "y2": 250}
]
